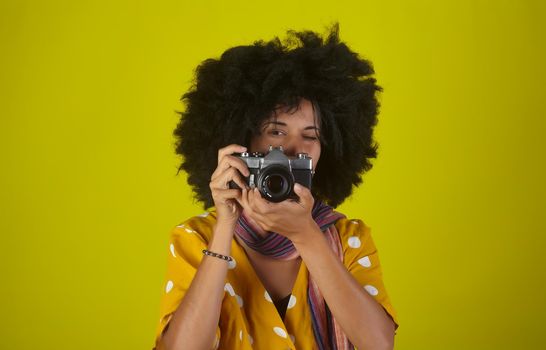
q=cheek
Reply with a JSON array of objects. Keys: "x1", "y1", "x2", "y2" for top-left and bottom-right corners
[
  {"x1": 249, "y1": 136, "x2": 265, "y2": 152},
  {"x1": 249, "y1": 134, "x2": 276, "y2": 153},
  {"x1": 311, "y1": 146, "x2": 321, "y2": 170}
]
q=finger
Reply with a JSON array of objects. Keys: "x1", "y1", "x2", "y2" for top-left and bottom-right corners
[
  {"x1": 237, "y1": 187, "x2": 251, "y2": 210},
  {"x1": 243, "y1": 205, "x2": 269, "y2": 231},
  {"x1": 226, "y1": 199, "x2": 239, "y2": 214},
  {"x1": 250, "y1": 187, "x2": 272, "y2": 214},
  {"x1": 237, "y1": 189, "x2": 267, "y2": 229},
  {"x1": 220, "y1": 167, "x2": 248, "y2": 190},
  {"x1": 212, "y1": 188, "x2": 242, "y2": 203},
  {"x1": 248, "y1": 187, "x2": 258, "y2": 207},
  {"x1": 282, "y1": 198, "x2": 307, "y2": 211},
  {"x1": 293, "y1": 183, "x2": 313, "y2": 205},
  {"x1": 217, "y1": 144, "x2": 247, "y2": 164},
  {"x1": 216, "y1": 155, "x2": 250, "y2": 175},
  {"x1": 211, "y1": 155, "x2": 250, "y2": 181}
]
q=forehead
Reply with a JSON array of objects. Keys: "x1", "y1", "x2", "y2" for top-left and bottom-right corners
[{"x1": 263, "y1": 99, "x2": 320, "y2": 127}]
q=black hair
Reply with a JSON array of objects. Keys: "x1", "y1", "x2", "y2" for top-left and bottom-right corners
[{"x1": 173, "y1": 23, "x2": 381, "y2": 209}]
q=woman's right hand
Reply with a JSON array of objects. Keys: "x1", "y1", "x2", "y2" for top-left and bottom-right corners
[{"x1": 209, "y1": 144, "x2": 250, "y2": 226}]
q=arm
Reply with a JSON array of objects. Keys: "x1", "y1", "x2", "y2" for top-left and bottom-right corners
[
  {"x1": 158, "y1": 221, "x2": 234, "y2": 350},
  {"x1": 158, "y1": 144, "x2": 251, "y2": 350},
  {"x1": 238, "y1": 184, "x2": 396, "y2": 350},
  {"x1": 293, "y1": 224, "x2": 396, "y2": 350}
]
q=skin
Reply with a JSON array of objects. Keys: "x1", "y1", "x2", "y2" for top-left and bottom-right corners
[
  {"x1": 240, "y1": 99, "x2": 395, "y2": 349},
  {"x1": 234, "y1": 99, "x2": 321, "y2": 300},
  {"x1": 159, "y1": 99, "x2": 395, "y2": 350},
  {"x1": 159, "y1": 144, "x2": 248, "y2": 350},
  {"x1": 243, "y1": 98, "x2": 322, "y2": 225}
]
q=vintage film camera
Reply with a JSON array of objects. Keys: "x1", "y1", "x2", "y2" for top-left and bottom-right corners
[{"x1": 229, "y1": 146, "x2": 313, "y2": 202}]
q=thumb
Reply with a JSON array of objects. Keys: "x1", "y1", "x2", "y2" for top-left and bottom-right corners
[
  {"x1": 286, "y1": 184, "x2": 314, "y2": 212},
  {"x1": 294, "y1": 183, "x2": 311, "y2": 202}
]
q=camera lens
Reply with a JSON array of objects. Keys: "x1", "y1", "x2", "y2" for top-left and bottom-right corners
[
  {"x1": 266, "y1": 175, "x2": 284, "y2": 194},
  {"x1": 257, "y1": 165, "x2": 294, "y2": 202}
]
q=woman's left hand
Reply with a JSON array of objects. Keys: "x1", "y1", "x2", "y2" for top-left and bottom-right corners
[{"x1": 238, "y1": 183, "x2": 319, "y2": 243}]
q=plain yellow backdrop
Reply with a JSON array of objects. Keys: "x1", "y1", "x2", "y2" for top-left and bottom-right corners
[{"x1": 1, "y1": 0, "x2": 545, "y2": 349}]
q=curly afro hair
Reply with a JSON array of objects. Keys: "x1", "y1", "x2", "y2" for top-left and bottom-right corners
[{"x1": 174, "y1": 23, "x2": 381, "y2": 209}]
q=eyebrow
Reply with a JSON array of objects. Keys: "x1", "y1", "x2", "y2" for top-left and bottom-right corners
[{"x1": 262, "y1": 121, "x2": 320, "y2": 131}]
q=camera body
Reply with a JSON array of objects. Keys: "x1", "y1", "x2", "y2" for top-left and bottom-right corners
[{"x1": 229, "y1": 146, "x2": 313, "y2": 202}]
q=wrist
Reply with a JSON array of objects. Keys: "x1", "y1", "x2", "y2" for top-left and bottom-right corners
[
  {"x1": 291, "y1": 219, "x2": 321, "y2": 247},
  {"x1": 213, "y1": 217, "x2": 236, "y2": 234},
  {"x1": 209, "y1": 220, "x2": 236, "y2": 255},
  {"x1": 215, "y1": 213, "x2": 239, "y2": 230}
]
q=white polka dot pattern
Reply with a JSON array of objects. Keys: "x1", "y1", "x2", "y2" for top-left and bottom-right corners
[
  {"x1": 224, "y1": 283, "x2": 235, "y2": 297},
  {"x1": 155, "y1": 215, "x2": 398, "y2": 349},
  {"x1": 287, "y1": 295, "x2": 297, "y2": 309},
  {"x1": 358, "y1": 256, "x2": 371, "y2": 267},
  {"x1": 228, "y1": 258, "x2": 237, "y2": 269},
  {"x1": 348, "y1": 236, "x2": 361, "y2": 248},
  {"x1": 165, "y1": 280, "x2": 174, "y2": 293},
  {"x1": 364, "y1": 284, "x2": 379, "y2": 296},
  {"x1": 273, "y1": 327, "x2": 287, "y2": 338},
  {"x1": 236, "y1": 294, "x2": 244, "y2": 307}
]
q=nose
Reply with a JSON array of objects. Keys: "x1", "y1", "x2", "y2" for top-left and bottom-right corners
[{"x1": 279, "y1": 136, "x2": 301, "y2": 157}]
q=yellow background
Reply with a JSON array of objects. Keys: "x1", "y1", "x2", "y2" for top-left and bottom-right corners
[{"x1": 1, "y1": 1, "x2": 545, "y2": 349}]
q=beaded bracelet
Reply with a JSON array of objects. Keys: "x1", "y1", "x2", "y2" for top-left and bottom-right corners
[{"x1": 202, "y1": 249, "x2": 233, "y2": 262}]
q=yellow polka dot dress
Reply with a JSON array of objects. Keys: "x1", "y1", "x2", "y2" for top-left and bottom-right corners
[{"x1": 154, "y1": 210, "x2": 399, "y2": 349}]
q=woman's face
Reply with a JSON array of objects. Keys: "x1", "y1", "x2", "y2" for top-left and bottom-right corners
[{"x1": 250, "y1": 98, "x2": 321, "y2": 170}]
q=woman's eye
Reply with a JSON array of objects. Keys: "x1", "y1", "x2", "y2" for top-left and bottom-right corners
[{"x1": 267, "y1": 129, "x2": 318, "y2": 140}]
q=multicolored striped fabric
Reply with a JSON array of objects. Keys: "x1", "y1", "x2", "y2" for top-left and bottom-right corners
[
  {"x1": 234, "y1": 200, "x2": 354, "y2": 350},
  {"x1": 308, "y1": 223, "x2": 355, "y2": 350}
]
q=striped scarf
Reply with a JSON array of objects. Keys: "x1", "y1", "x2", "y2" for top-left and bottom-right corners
[{"x1": 234, "y1": 201, "x2": 355, "y2": 350}]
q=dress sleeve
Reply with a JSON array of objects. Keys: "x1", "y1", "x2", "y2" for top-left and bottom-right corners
[
  {"x1": 337, "y1": 218, "x2": 400, "y2": 332},
  {"x1": 153, "y1": 222, "x2": 222, "y2": 349}
]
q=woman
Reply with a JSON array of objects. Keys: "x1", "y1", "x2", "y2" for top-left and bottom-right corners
[{"x1": 154, "y1": 24, "x2": 399, "y2": 350}]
